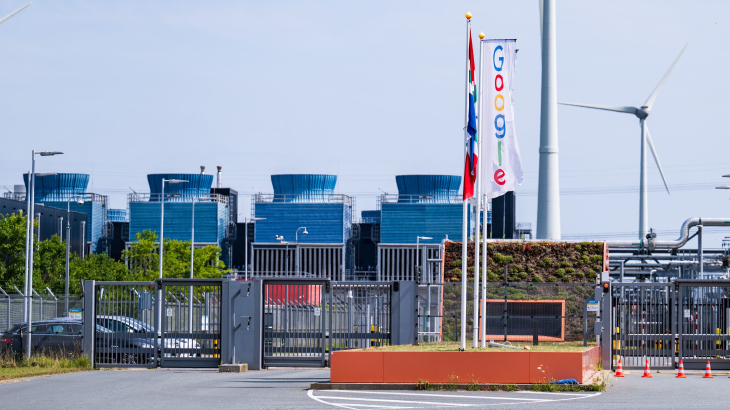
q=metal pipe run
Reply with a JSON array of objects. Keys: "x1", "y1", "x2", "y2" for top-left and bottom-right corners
[{"x1": 607, "y1": 218, "x2": 730, "y2": 250}]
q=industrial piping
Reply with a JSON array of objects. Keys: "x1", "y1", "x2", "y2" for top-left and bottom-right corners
[{"x1": 607, "y1": 217, "x2": 730, "y2": 250}]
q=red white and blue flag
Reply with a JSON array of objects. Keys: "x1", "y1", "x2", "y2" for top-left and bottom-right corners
[{"x1": 463, "y1": 30, "x2": 478, "y2": 201}]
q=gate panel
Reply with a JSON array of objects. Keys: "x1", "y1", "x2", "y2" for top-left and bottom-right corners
[
  {"x1": 611, "y1": 283, "x2": 674, "y2": 369},
  {"x1": 159, "y1": 280, "x2": 222, "y2": 368},
  {"x1": 329, "y1": 283, "x2": 391, "y2": 352},
  {"x1": 94, "y1": 282, "x2": 157, "y2": 368},
  {"x1": 678, "y1": 281, "x2": 730, "y2": 369},
  {"x1": 263, "y1": 281, "x2": 326, "y2": 367}
]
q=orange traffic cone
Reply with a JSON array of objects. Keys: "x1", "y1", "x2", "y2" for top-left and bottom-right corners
[
  {"x1": 676, "y1": 360, "x2": 687, "y2": 378},
  {"x1": 615, "y1": 357, "x2": 625, "y2": 377},
  {"x1": 703, "y1": 361, "x2": 714, "y2": 379},
  {"x1": 642, "y1": 359, "x2": 653, "y2": 378}
]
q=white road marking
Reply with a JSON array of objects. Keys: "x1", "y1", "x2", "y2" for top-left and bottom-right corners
[
  {"x1": 515, "y1": 390, "x2": 599, "y2": 396},
  {"x1": 314, "y1": 396, "x2": 472, "y2": 406},
  {"x1": 308, "y1": 389, "x2": 601, "y2": 409},
  {"x1": 318, "y1": 390, "x2": 548, "y2": 401}
]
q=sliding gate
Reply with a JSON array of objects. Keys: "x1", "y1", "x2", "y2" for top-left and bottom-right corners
[
  {"x1": 90, "y1": 279, "x2": 222, "y2": 368},
  {"x1": 677, "y1": 280, "x2": 730, "y2": 370},
  {"x1": 611, "y1": 282, "x2": 675, "y2": 369},
  {"x1": 262, "y1": 280, "x2": 392, "y2": 368},
  {"x1": 611, "y1": 280, "x2": 730, "y2": 370}
]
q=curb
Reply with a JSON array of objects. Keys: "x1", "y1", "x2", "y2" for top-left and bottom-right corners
[{"x1": 310, "y1": 382, "x2": 602, "y2": 392}]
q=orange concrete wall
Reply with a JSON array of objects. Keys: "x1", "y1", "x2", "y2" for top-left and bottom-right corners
[{"x1": 330, "y1": 347, "x2": 600, "y2": 384}]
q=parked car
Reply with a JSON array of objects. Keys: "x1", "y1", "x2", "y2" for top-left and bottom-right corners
[
  {"x1": 1, "y1": 318, "x2": 84, "y2": 357},
  {"x1": 95, "y1": 316, "x2": 202, "y2": 358}
]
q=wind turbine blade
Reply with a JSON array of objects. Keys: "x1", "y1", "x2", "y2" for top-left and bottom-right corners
[
  {"x1": 539, "y1": 0, "x2": 543, "y2": 42},
  {"x1": 643, "y1": 44, "x2": 688, "y2": 110},
  {"x1": 0, "y1": 2, "x2": 31, "y2": 26},
  {"x1": 559, "y1": 102, "x2": 637, "y2": 114},
  {"x1": 645, "y1": 124, "x2": 670, "y2": 194}
]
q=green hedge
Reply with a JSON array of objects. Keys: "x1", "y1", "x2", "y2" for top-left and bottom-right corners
[{"x1": 443, "y1": 241, "x2": 605, "y2": 284}]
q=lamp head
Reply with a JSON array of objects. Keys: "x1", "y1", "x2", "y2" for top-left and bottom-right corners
[
  {"x1": 38, "y1": 151, "x2": 63, "y2": 156},
  {"x1": 303, "y1": 229, "x2": 308, "y2": 235},
  {"x1": 77, "y1": 199, "x2": 84, "y2": 206}
]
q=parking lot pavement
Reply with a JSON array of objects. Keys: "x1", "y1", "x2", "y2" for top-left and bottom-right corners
[
  {"x1": 3, "y1": 368, "x2": 730, "y2": 409},
  {"x1": 0, "y1": 367, "x2": 332, "y2": 410}
]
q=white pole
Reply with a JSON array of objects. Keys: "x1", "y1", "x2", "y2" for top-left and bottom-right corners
[
  {"x1": 639, "y1": 119, "x2": 648, "y2": 240},
  {"x1": 25, "y1": 153, "x2": 36, "y2": 358},
  {"x1": 460, "y1": 14, "x2": 472, "y2": 351},
  {"x1": 189, "y1": 196, "x2": 195, "y2": 334},
  {"x1": 159, "y1": 180, "x2": 165, "y2": 279},
  {"x1": 481, "y1": 196, "x2": 488, "y2": 347},
  {"x1": 65, "y1": 200, "x2": 71, "y2": 316},
  {"x1": 158, "y1": 180, "x2": 165, "y2": 336},
  {"x1": 536, "y1": 0, "x2": 561, "y2": 240},
  {"x1": 23, "y1": 168, "x2": 31, "y2": 327},
  {"x1": 473, "y1": 34, "x2": 484, "y2": 349}
]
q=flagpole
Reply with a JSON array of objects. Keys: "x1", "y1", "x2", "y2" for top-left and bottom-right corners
[
  {"x1": 481, "y1": 196, "x2": 488, "y2": 347},
  {"x1": 460, "y1": 12, "x2": 472, "y2": 352},
  {"x1": 472, "y1": 32, "x2": 485, "y2": 349}
]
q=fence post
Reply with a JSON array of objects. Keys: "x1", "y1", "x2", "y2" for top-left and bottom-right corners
[
  {"x1": 390, "y1": 281, "x2": 416, "y2": 345},
  {"x1": 583, "y1": 298, "x2": 588, "y2": 347},
  {"x1": 81, "y1": 280, "x2": 95, "y2": 367},
  {"x1": 503, "y1": 267, "x2": 508, "y2": 342}
]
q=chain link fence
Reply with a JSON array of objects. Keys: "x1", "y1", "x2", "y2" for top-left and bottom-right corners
[
  {"x1": 418, "y1": 282, "x2": 598, "y2": 344},
  {"x1": 0, "y1": 296, "x2": 83, "y2": 332}
]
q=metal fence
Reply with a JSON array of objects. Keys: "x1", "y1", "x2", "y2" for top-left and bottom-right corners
[
  {"x1": 92, "y1": 279, "x2": 222, "y2": 368},
  {"x1": 377, "y1": 244, "x2": 442, "y2": 282},
  {"x1": 252, "y1": 244, "x2": 345, "y2": 280},
  {"x1": 0, "y1": 295, "x2": 82, "y2": 331},
  {"x1": 677, "y1": 281, "x2": 730, "y2": 369},
  {"x1": 420, "y1": 282, "x2": 597, "y2": 345},
  {"x1": 611, "y1": 282, "x2": 674, "y2": 369},
  {"x1": 262, "y1": 280, "x2": 391, "y2": 367}
]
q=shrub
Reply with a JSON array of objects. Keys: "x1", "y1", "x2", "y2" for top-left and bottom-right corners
[
  {"x1": 527, "y1": 267, "x2": 535, "y2": 273},
  {"x1": 518, "y1": 272, "x2": 528, "y2": 280},
  {"x1": 546, "y1": 275, "x2": 558, "y2": 283},
  {"x1": 488, "y1": 272, "x2": 499, "y2": 282},
  {"x1": 450, "y1": 259, "x2": 462, "y2": 267},
  {"x1": 539, "y1": 257, "x2": 553, "y2": 268},
  {"x1": 533, "y1": 275, "x2": 544, "y2": 283},
  {"x1": 565, "y1": 267, "x2": 575, "y2": 274},
  {"x1": 562, "y1": 274, "x2": 572, "y2": 282},
  {"x1": 554, "y1": 268, "x2": 566, "y2": 278},
  {"x1": 574, "y1": 271, "x2": 585, "y2": 278},
  {"x1": 492, "y1": 253, "x2": 513, "y2": 265}
]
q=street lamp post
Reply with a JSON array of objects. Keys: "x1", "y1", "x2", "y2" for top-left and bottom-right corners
[
  {"x1": 24, "y1": 151, "x2": 62, "y2": 358},
  {"x1": 415, "y1": 236, "x2": 433, "y2": 282},
  {"x1": 244, "y1": 217, "x2": 266, "y2": 280},
  {"x1": 295, "y1": 227, "x2": 308, "y2": 275},
  {"x1": 157, "y1": 179, "x2": 187, "y2": 336},
  {"x1": 65, "y1": 195, "x2": 84, "y2": 316},
  {"x1": 416, "y1": 236, "x2": 433, "y2": 343}
]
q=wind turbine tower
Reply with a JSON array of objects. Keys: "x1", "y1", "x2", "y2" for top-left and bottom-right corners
[{"x1": 536, "y1": 0, "x2": 561, "y2": 240}]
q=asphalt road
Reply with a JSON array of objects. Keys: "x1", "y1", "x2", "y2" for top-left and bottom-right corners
[{"x1": 1, "y1": 368, "x2": 729, "y2": 409}]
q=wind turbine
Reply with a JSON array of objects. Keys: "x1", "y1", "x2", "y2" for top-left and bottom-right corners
[
  {"x1": 0, "y1": 3, "x2": 31, "y2": 26},
  {"x1": 560, "y1": 44, "x2": 687, "y2": 241}
]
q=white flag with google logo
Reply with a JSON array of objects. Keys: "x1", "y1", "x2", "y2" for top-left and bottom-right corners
[{"x1": 481, "y1": 39, "x2": 523, "y2": 199}]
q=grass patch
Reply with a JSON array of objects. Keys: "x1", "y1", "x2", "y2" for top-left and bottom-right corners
[
  {"x1": 0, "y1": 353, "x2": 91, "y2": 381},
  {"x1": 370, "y1": 341, "x2": 595, "y2": 352}
]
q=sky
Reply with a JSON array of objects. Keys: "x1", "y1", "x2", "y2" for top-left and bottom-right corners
[{"x1": 0, "y1": 0, "x2": 729, "y2": 247}]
